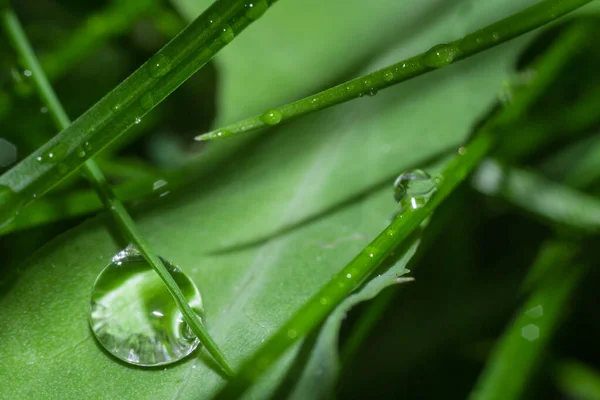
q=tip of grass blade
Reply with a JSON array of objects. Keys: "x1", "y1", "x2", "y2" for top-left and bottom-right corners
[{"x1": 195, "y1": 129, "x2": 232, "y2": 141}]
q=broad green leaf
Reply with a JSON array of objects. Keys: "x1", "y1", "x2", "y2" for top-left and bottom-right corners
[{"x1": 0, "y1": 1, "x2": 566, "y2": 398}]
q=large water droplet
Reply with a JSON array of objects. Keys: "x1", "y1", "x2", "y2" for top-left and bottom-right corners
[
  {"x1": 246, "y1": 0, "x2": 268, "y2": 20},
  {"x1": 261, "y1": 109, "x2": 282, "y2": 125},
  {"x1": 423, "y1": 44, "x2": 458, "y2": 68},
  {"x1": 220, "y1": 26, "x2": 235, "y2": 43},
  {"x1": 393, "y1": 170, "x2": 439, "y2": 212},
  {"x1": 148, "y1": 54, "x2": 171, "y2": 78},
  {"x1": 90, "y1": 245, "x2": 204, "y2": 366},
  {"x1": 37, "y1": 142, "x2": 68, "y2": 163}
]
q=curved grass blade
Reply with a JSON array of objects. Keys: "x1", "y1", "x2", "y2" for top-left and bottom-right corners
[
  {"x1": 212, "y1": 14, "x2": 590, "y2": 395},
  {"x1": 468, "y1": 240, "x2": 587, "y2": 400},
  {"x1": 0, "y1": 7, "x2": 234, "y2": 376},
  {"x1": 196, "y1": 0, "x2": 593, "y2": 142},
  {"x1": 0, "y1": 0, "x2": 279, "y2": 227},
  {"x1": 556, "y1": 360, "x2": 600, "y2": 400}
]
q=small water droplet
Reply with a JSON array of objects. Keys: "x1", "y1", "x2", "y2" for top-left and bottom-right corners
[
  {"x1": 383, "y1": 71, "x2": 394, "y2": 82},
  {"x1": 90, "y1": 245, "x2": 204, "y2": 366},
  {"x1": 319, "y1": 297, "x2": 329, "y2": 305},
  {"x1": 23, "y1": 70, "x2": 32, "y2": 77},
  {"x1": 84, "y1": 141, "x2": 93, "y2": 151},
  {"x1": 113, "y1": 104, "x2": 122, "y2": 113},
  {"x1": 346, "y1": 83, "x2": 355, "y2": 91},
  {"x1": 37, "y1": 142, "x2": 68, "y2": 164},
  {"x1": 346, "y1": 273, "x2": 352, "y2": 279},
  {"x1": 40, "y1": 107, "x2": 48, "y2": 114},
  {"x1": 261, "y1": 109, "x2": 282, "y2": 125},
  {"x1": 246, "y1": 0, "x2": 268, "y2": 20},
  {"x1": 393, "y1": 170, "x2": 439, "y2": 212},
  {"x1": 139, "y1": 93, "x2": 154, "y2": 111},
  {"x1": 135, "y1": 117, "x2": 141, "y2": 125},
  {"x1": 367, "y1": 87, "x2": 378, "y2": 97},
  {"x1": 148, "y1": 54, "x2": 171, "y2": 78},
  {"x1": 220, "y1": 26, "x2": 234, "y2": 43},
  {"x1": 423, "y1": 44, "x2": 459, "y2": 68},
  {"x1": 153, "y1": 180, "x2": 168, "y2": 191},
  {"x1": 492, "y1": 32, "x2": 500, "y2": 42},
  {"x1": 287, "y1": 329, "x2": 297, "y2": 339}
]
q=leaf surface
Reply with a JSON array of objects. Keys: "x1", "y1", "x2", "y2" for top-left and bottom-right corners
[{"x1": 0, "y1": 0, "x2": 547, "y2": 398}]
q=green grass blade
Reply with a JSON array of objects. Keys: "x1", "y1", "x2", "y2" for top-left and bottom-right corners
[
  {"x1": 213, "y1": 130, "x2": 496, "y2": 399},
  {"x1": 195, "y1": 0, "x2": 593, "y2": 142},
  {"x1": 0, "y1": 7, "x2": 234, "y2": 377},
  {"x1": 0, "y1": 0, "x2": 278, "y2": 227},
  {"x1": 556, "y1": 360, "x2": 600, "y2": 400},
  {"x1": 468, "y1": 240, "x2": 586, "y2": 400},
  {"x1": 473, "y1": 160, "x2": 600, "y2": 232}
]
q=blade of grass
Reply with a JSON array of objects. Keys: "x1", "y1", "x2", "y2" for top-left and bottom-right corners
[
  {"x1": 0, "y1": 7, "x2": 234, "y2": 377},
  {"x1": 468, "y1": 240, "x2": 587, "y2": 400},
  {"x1": 195, "y1": 0, "x2": 593, "y2": 142},
  {"x1": 556, "y1": 360, "x2": 600, "y2": 400},
  {"x1": 473, "y1": 160, "x2": 600, "y2": 233},
  {"x1": 0, "y1": 0, "x2": 279, "y2": 227},
  {"x1": 212, "y1": 15, "x2": 590, "y2": 396}
]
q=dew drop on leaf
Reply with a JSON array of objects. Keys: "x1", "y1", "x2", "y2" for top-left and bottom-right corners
[
  {"x1": 139, "y1": 93, "x2": 154, "y2": 111},
  {"x1": 148, "y1": 54, "x2": 171, "y2": 78},
  {"x1": 220, "y1": 26, "x2": 235, "y2": 43},
  {"x1": 261, "y1": 109, "x2": 282, "y2": 125},
  {"x1": 423, "y1": 44, "x2": 458, "y2": 68},
  {"x1": 89, "y1": 245, "x2": 204, "y2": 366},
  {"x1": 36, "y1": 142, "x2": 68, "y2": 163},
  {"x1": 245, "y1": 0, "x2": 269, "y2": 20},
  {"x1": 393, "y1": 169, "x2": 439, "y2": 212}
]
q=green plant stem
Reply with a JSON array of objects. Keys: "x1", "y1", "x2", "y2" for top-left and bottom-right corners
[
  {"x1": 196, "y1": 0, "x2": 593, "y2": 142},
  {"x1": 213, "y1": 130, "x2": 495, "y2": 399},
  {"x1": 556, "y1": 360, "x2": 600, "y2": 400},
  {"x1": 0, "y1": 0, "x2": 279, "y2": 227},
  {"x1": 0, "y1": 7, "x2": 234, "y2": 377},
  {"x1": 213, "y1": 15, "x2": 587, "y2": 395},
  {"x1": 468, "y1": 240, "x2": 586, "y2": 400}
]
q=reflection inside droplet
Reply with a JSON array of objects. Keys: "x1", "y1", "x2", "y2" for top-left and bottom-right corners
[{"x1": 89, "y1": 245, "x2": 204, "y2": 366}]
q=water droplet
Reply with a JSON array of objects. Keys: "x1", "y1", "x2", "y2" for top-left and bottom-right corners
[
  {"x1": 246, "y1": 0, "x2": 268, "y2": 20},
  {"x1": 261, "y1": 109, "x2": 282, "y2": 125},
  {"x1": 113, "y1": 104, "x2": 122, "y2": 114},
  {"x1": 37, "y1": 142, "x2": 68, "y2": 163},
  {"x1": 139, "y1": 93, "x2": 154, "y2": 111},
  {"x1": 383, "y1": 71, "x2": 394, "y2": 82},
  {"x1": 220, "y1": 26, "x2": 234, "y2": 43},
  {"x1": 135, "y1": 117, "x2": 141, "y2": 125},
  {"x1": 84, "y1": 141, "x2": 93, "y2": 151},
  {"x1": 287, "y1": 329, "x2": 297, "y2": 339},
  {"x1": 148, "y1": 54, "x2": 171, "y2": 78},
  {"x1": 423, "y1": 44, "x2": 459, "y2": 68},
  {"x1": 90, "y1": 245, "x2": 203, "y2": 366},
  {"x1": 393, "y1": 170, "x2": 439, "y2": 212},
  {"x1": 23, "y1": 70, "x2": 32, "y2": 77},
  {"x1": 319, "y1": 297, "x2": 329, "y2": 305},
  {"x1": 367, "y1": 87, "x2": 378, "y2": 97},
  {"x1": 492, "y1": 32, "x2": 500, "y2": 42},
  {"x1": 40, "y1": 107, "x2": 48, "y2": 114}
]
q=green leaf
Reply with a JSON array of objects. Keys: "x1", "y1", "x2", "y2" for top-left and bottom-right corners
[{"x1": 0, "y1": 1, "x2": 570, "y2": 398}]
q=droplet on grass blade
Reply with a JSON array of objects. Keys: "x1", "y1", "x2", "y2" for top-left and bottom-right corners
[
  {"x1": 393, "y1": 169, "x2": 439, "y2": 212},
  {"x1": 89, "y1": 245, "x2": 204, "y2": 366}
]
